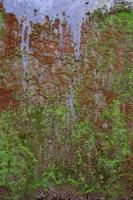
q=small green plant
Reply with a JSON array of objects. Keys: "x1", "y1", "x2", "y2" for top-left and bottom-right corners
[{"x1": 0, "y1": 111, "x2": 38, "y2": 199}]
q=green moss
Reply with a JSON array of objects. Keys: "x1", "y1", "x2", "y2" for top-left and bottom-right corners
[
  {"x1": 104, "y1": 10, "x2": 133, "y2": 31},
  {"x1": 0, "y1": 11, "x2": 4, "y2": 36}
]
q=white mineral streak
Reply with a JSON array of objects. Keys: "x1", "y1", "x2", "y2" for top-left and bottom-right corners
[
  {"x1": 2, "y1": 0, "x2": 116, "y2": 66},
  {"x1": 21, "y1": 18, "x2": 31, "y2": 77},
  {"x1": 2, "y1": 0, "x2": 132, "y2": 80}
]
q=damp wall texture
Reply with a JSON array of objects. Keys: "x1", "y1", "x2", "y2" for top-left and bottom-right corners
[{"x1": 0, "y1": 1, "x2": 133, "y2": 200}]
